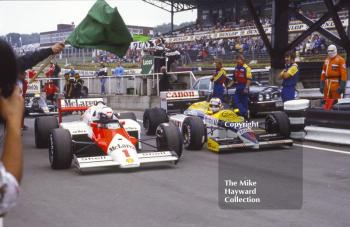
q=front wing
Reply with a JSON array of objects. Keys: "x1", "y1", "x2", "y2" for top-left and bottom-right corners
[
  {"x1": 207, "y1": 133, "x2": 293, "y2": 153},
  {"x1": 73, "y1": 151, "x2": 179, "y2": 170}
]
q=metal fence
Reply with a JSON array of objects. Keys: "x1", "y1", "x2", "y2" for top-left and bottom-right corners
[{"x1": 31, "y1": 71, "x2": 197, "y2": 96}]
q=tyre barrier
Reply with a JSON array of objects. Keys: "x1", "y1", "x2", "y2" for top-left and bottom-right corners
[{"x1": 284, "y1": 99, "x2": 310, "y2": 140}]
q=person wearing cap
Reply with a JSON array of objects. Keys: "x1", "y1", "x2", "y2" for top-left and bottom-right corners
[
  {"x1": 279, "y1": 51, "x2": 299, "y2": 102},
  {"x1": 228, "y1": 55, "x2": 252, "y2": 118},
  {"x1": 320, "y1": 45, "x2": 347, "y2": 99},
  {"x1": 210, "y1": 60, "x2": 228, "y2": 103}
]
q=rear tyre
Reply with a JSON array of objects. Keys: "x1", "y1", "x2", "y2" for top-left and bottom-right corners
[
  {"x1": 81, "y1": 86, "x2": 89, "y2": 98},
  {"x1": 49, "y1": 128, "x2": 72, "y2": 169},
  {"x1": 182, "y1": 116, "x2": 206, "y2": 150},
  {"x1": 35, "y1": 116, "x2": 59, "y2": 148},
  {"x1": 118, "y1": 112, "x2": 137, "y2": 121},
  {"x1": 143, "y1": 108, "x2": 168, "y2": 135},
  {"x1": 265, "y1": 111, "x2": 290, "y2": 138},
  {"x1": 156, "y1": 123, "x2": 183, "y2": 161}
]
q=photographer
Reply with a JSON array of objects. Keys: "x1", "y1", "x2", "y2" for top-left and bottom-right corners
[{"x1": 0, "y1": 39, "x2": 24, "y2": 215}]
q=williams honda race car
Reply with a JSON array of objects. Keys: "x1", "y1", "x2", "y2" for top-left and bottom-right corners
[
  {"x1": 34, "y1": 98, "x2": 183, "y2": 171},
  {"x1": 143, "y1": 90, "x2": 293, "y2": 153}
]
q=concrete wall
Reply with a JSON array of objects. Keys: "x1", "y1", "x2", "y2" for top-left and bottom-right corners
[{"x1": 106, "y1": 95, "x2": 160, "y2": 111}]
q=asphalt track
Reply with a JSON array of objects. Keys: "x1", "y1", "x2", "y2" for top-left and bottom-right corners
[{"x1": 5, "y1": 113, "x2": 350, "y2": 227}]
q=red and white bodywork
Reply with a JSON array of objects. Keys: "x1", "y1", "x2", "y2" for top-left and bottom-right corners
[{"x1": 57, "y1": 98, "x2": 179, "y2": 170}]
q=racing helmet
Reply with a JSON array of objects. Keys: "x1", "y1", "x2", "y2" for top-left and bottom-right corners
[
  {"x1": 209, "y1": 98, "x2": 223, "y2": 113},
  {"x1": 327, "y1": 45, "x2": 337, "y2": 58},
  {"x1": 99, "y1": 107, "x2": 114, "y2": 122}
]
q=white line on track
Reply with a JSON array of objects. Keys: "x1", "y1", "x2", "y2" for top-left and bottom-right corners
[{"x1": 294, "y1": 143, "x2": 350, "y2": 155}]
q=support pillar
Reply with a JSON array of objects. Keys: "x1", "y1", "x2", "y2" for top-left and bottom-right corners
[{"x1": 270, "y1": 0, "x2": 290, "y2": 85}]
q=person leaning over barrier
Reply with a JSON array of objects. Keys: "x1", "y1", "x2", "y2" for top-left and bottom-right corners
[
  {"x1": 0, "y1": 39, "x2": 25, "y2": 215},
  {"x1": 279, "y1": 51, "x2": 299, "y2": 102}
]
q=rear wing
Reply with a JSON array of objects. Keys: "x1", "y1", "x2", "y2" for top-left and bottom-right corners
[
  {"x1": 160, "y1": 90, "x2": 203, "y2": 113},
  {"x1": 58, "y1": 98, "x2": 104, "y2": 123}
]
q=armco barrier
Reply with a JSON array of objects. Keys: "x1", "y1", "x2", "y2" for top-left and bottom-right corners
[
  {"x1": 304, "y1": 126, "x2": 350, "y2": 145},
  {"x1": 305, "y1": 108, "x2": 350, "y2": 130}
]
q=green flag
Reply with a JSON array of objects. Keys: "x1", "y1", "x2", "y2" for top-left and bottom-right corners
[
  {"x1": 66, "y1": 0, "x2": 132, "y2": 57},
  {"x1": 133, "y1": 34, "x2": 151, "y2": 42}
]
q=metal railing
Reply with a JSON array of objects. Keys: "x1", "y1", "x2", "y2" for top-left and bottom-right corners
[{"x1": 29, "y1": 71, "x2": 197, "y2": 96}]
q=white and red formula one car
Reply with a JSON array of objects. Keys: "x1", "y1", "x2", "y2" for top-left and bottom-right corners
[{"x1": 34, "y1": 98, "x2": 183, "y2": 171}]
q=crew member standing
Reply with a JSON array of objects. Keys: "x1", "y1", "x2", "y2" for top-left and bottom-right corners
[
  {"x1": 320, "y1": 45, "x2": 347, "y2": 99},
  {"x1": 43, "y1": 80, "x2": 59, "y2": 103},
  {"x1": 279, "y1": 52, "x2": 299, "y2": 102},
  {"x1": 210, "y1": 60, "x2": 228, "y2": 102},
  {"x1": 229, "y1": 55, "x2": 252, "y2": 118}
]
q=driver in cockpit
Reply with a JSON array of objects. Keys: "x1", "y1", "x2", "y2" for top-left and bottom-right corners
[{"x1": 207, "y1": 98, "x2": 223, "y2": 115}]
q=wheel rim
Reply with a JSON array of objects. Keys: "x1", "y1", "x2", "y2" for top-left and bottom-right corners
[
  {"x1": 266, "y1": 116, "x2": 278, "y2": 133},
  {"x1": 182, "y1": 125, "x2": 191, "y2": 146}
]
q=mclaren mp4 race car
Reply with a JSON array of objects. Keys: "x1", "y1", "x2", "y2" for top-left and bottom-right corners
[
  {"x1": 143, "y1": 90, "x2": 293, "y2": 153},
  {"x1": 34, "y1": 98, "x2": 183, "y2": 171}
]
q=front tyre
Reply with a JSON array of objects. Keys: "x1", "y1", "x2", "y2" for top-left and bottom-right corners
[
  {"x1": 49, "y1": 128, "x2": 73, "y2": 169},
  {"x1": 182, "y1": 116, "x2": 206, "y2": 150},
  {"x1": 143, "y1": 108, "x2": 168, "y2": 135},
  {"x1": 156, "y1": 123, "x2": 183, "y2": 161},
  {"x1": 35, "y1": 116, "x2": 59, "y2": 148},
  {"x1": 265, "y1": 111, "x2": 290, "y2": 138}
]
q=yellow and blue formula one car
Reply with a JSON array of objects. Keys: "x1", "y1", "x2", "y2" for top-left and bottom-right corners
[{"x1": 144, "y1": 90, "x2": 293, "y2": 152}]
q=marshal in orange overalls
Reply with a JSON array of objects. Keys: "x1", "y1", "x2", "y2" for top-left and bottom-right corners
[{"x1": 320, "y1": 55, "x2": 347, "y2": 99}]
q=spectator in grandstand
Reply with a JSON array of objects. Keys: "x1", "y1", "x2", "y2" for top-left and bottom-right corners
[
  {"x1": 63, "y1": 73, "x2": 73, "y2": 99},
  {"x1": 0, "y1": 38, "x2": 24, "y2": 215},
  {"x1": 320, "y1": 45, "x2": 347, "y2": 100},
  {"x1": 43, "y1": 80, "x2": 59, "y2": 104},
  {"x1": 228, "y1": 55, "x2": 252, "y2": 119},
  {"x1": 72, "y1": 73, "x2": 84, "y2": 98},
  {"x1": 97, "y1": 63, "x2": 108, "y2": 95},
  {"x1": 210, "y1": 60, "x2": 228, "y2": 103},
  {"x1": 279, "y1": 51, "x2": 299, "y2": 102},
  {"x1": 114, "y1": 62, "x2": 124, "y2": 94},
  {"x1": 159, "y1": 66, "x2": 171, "y2": 92}
]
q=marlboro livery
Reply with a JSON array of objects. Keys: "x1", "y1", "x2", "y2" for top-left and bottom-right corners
[
  {"x1": 144, "y1": 91, "x2": 293, "y2": 153},
  {"x1": 34, "y1": 98, "x2": 183, "y2": 171}
]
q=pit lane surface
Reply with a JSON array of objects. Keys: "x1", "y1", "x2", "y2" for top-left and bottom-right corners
[{"x1": 6, "y1": 113, "x2": 350, "y2": 227}]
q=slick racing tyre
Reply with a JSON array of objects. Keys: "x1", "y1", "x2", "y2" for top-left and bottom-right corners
[
  {"x1": 143, "y1": 108, "x2": 168, "y2": 135},
  {"x1": 156, "y1": 123, "x2": 183, "y2": 160},
  {"x1": 118, "y1": 112, "x2": 137, "y2": 121},
  {"x1": 49, "y1": 128, "x2": 73, "y2": 169},
  {"x1": 265, "y1": 111, "x2": 290, "y2": 138},
  {"x1": 35, "y1": 116, "x2": 59, "y2": 148},
  {"x1": 182, "y1": 116, "x2": 206, "y2": 150}
]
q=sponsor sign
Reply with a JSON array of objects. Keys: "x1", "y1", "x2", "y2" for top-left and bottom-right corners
[
  {"x1": 27, "y1": 81, "x2": 41, "y2": 94},
  {"x1": 141, "y1": 55, "x2": 154, "y2": 74},
  {"x1": 161, "y1": 90, "x2": 199, "y2": 100},
  {"x1": 60, "y1": 98, "x2": 103, "y2": 108},
  {"x1": 165, "y1": 19, "x2": 348, "y2": 43}
]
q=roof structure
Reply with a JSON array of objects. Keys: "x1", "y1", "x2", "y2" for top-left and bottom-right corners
[{"x1": 141, "y1": 0, "x2": 197, "y2": 13}]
